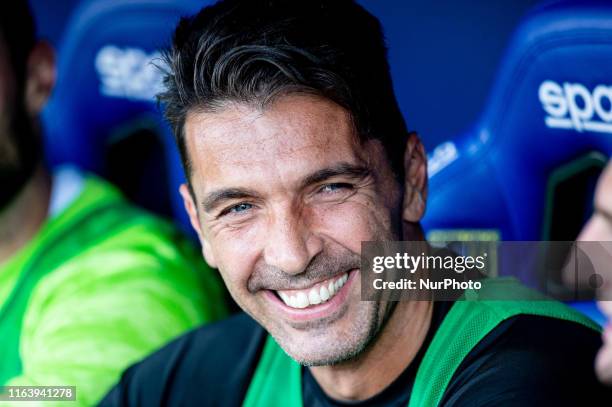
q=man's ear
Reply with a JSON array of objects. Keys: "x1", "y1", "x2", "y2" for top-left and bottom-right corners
[
  {"x1": 24, "y1": 42, "x2": 55, "y2": 115},
  {"x1": 179, "y1": 184, "x2": 218, "y2": 268},
  {"x1": 402, "y1": 132, "x2": 428, "y2": 223}
]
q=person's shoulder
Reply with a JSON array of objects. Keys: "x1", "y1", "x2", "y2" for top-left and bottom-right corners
[
  {"x1": 60, "y1": 173, "x2": 217, "y2": 292},
  {"x1": 38, "y1": 171, "x2": 216, "y2": 296},
  {"x1": 99, "y1": 312, "x2": 266, "y2": 407},
  {"x1": 67, "y1": 173, "x2": 178, "y2": 238},
  {"x1": 32, "y1": 172, "x2": 227, "y2": 330},
  {"x1": 441, "y1": 313, "x2": 611, "y2": 406}
]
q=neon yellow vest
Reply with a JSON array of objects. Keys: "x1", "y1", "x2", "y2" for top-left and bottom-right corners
[
  {"x1": 0, "y1": 176, "x2": 227, "y2": 388},
  {"x1": 0, "y1": 178, "x2": 136, "y2": 384}
]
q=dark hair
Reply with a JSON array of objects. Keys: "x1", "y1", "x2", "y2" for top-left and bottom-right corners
[
  {"x1": 0, "y1": 0, "x2": 36, "y2": 86},
  {"x1": 159, "y1": 0, "x2": 408, "y2": 182}
]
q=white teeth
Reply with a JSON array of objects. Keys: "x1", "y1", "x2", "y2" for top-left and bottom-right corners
[
  {"x1": 295, "y1": 292, "x2": 309, "y2": 308},
  {"x1": 320, "y1": 286, "x2": 330, "y2": 301},
  {"x1": 287, "y1": 295, "x2": 297, "y2": 308},
  {"x1": 328, "y1": 281, "x2": 336, "y2": 296},
  {"x1": 308, "y1": 288, "x2": 321, "y2": 305},
  {"x1": 277, "y1": 272, "x2": 350, "y2": 309}
]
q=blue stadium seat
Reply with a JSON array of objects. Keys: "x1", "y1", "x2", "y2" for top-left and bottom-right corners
[
  {"x1": 424, "y1": 0, "x2": 612, "y2": 241},
  {"x1": 423, "y1": 0, "x2": 612, "y2": 321},
  {"x1": 42, "y1": 0, "x2": 213, "y2": 232}
]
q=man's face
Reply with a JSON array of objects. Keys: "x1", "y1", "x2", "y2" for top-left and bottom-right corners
[
  {"x1": 183, "y1": 94, "x2": 403, "y2": 364},
  {"x1": 579, "y1": 161, "x2": 612, "y2": 385}
]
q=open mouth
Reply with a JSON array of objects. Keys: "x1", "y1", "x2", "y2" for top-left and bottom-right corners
[{"x1": 274, "y1": 271, "x2": 351, "y2": 309}]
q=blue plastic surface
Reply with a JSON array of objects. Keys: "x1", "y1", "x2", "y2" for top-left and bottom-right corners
[{"x1": 42, "y1": 0, "x2": 214, "y2": 232}]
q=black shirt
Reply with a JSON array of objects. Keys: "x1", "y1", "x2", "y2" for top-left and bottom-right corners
[{"x1": 100, "y1": 302, "x2": 610, "y2": 406}]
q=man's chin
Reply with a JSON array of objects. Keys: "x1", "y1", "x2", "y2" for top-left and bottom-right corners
[
  {"x1": 277, "y1": 330, "x2": 368, "y2": 367},
  {"x1": 250, "y1": 269, "x2": 383, "y2": 366},
  {"x1": 269, "y1": 306, "x2": 380, "y2": 367}
]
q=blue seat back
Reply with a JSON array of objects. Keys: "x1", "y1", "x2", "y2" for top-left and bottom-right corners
[
  {"x1": 424, "y1": 0, "x2": 612, "y2": 242},
  {"x1": 43, "y1": 0, "x2": 212, "y2": 231}
]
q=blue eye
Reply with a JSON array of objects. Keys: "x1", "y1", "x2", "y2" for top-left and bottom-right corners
[
  {"x1": 320, "y1": 183, "x2": 353, "y2": 194},
  {"x1": 230, "y1": 203, "x2": 253, "y2": 212},
  {"x1": 229, "y1": 203, "x2": 252, "y2": 213}
]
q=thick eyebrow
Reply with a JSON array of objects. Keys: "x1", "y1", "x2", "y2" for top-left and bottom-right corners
[
  {"x1": 202, "y1": 187, "x2": 260, "y2": 213},
  {"x1": 201, "y1": 163, "x2": 371, "y2": 214},
  {"x1": 298, "y1": 162, "x2": 372, "y2": 190}
]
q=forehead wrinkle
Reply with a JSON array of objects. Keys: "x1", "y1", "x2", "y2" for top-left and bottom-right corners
[
  {"x1": 185, "y1": 94, "x2": 363, "y2": 196},
  {"x1": 197, "y1": 98, "x2": 353, "y2": 158},
  {"x1": 248, "y1": 96, "x2": 350, "y2": 158}
]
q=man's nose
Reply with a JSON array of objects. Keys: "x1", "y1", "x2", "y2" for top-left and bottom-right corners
[{"x1": 263, "y1": 207, "x2": 323, "y2": 276}]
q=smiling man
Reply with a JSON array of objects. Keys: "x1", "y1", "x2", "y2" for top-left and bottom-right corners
[{"x1": 101, "y1": 0, "x2": 611, "y2": 405}]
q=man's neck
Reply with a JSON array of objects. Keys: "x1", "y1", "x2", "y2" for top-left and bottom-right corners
[
  {"x1": 0, "y1": 165, "x2": 51, "y2": 264},
  {"x1": 309, "y1": 299, "x2": 433, "y2": 401}
]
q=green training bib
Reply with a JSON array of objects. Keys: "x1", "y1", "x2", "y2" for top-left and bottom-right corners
[
  {"x1": 242, "y1": 278, "x2": 599, "y2": 407},
  {"x1": 0, "y1": 179, "x2": 140, "y2": 385}
]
